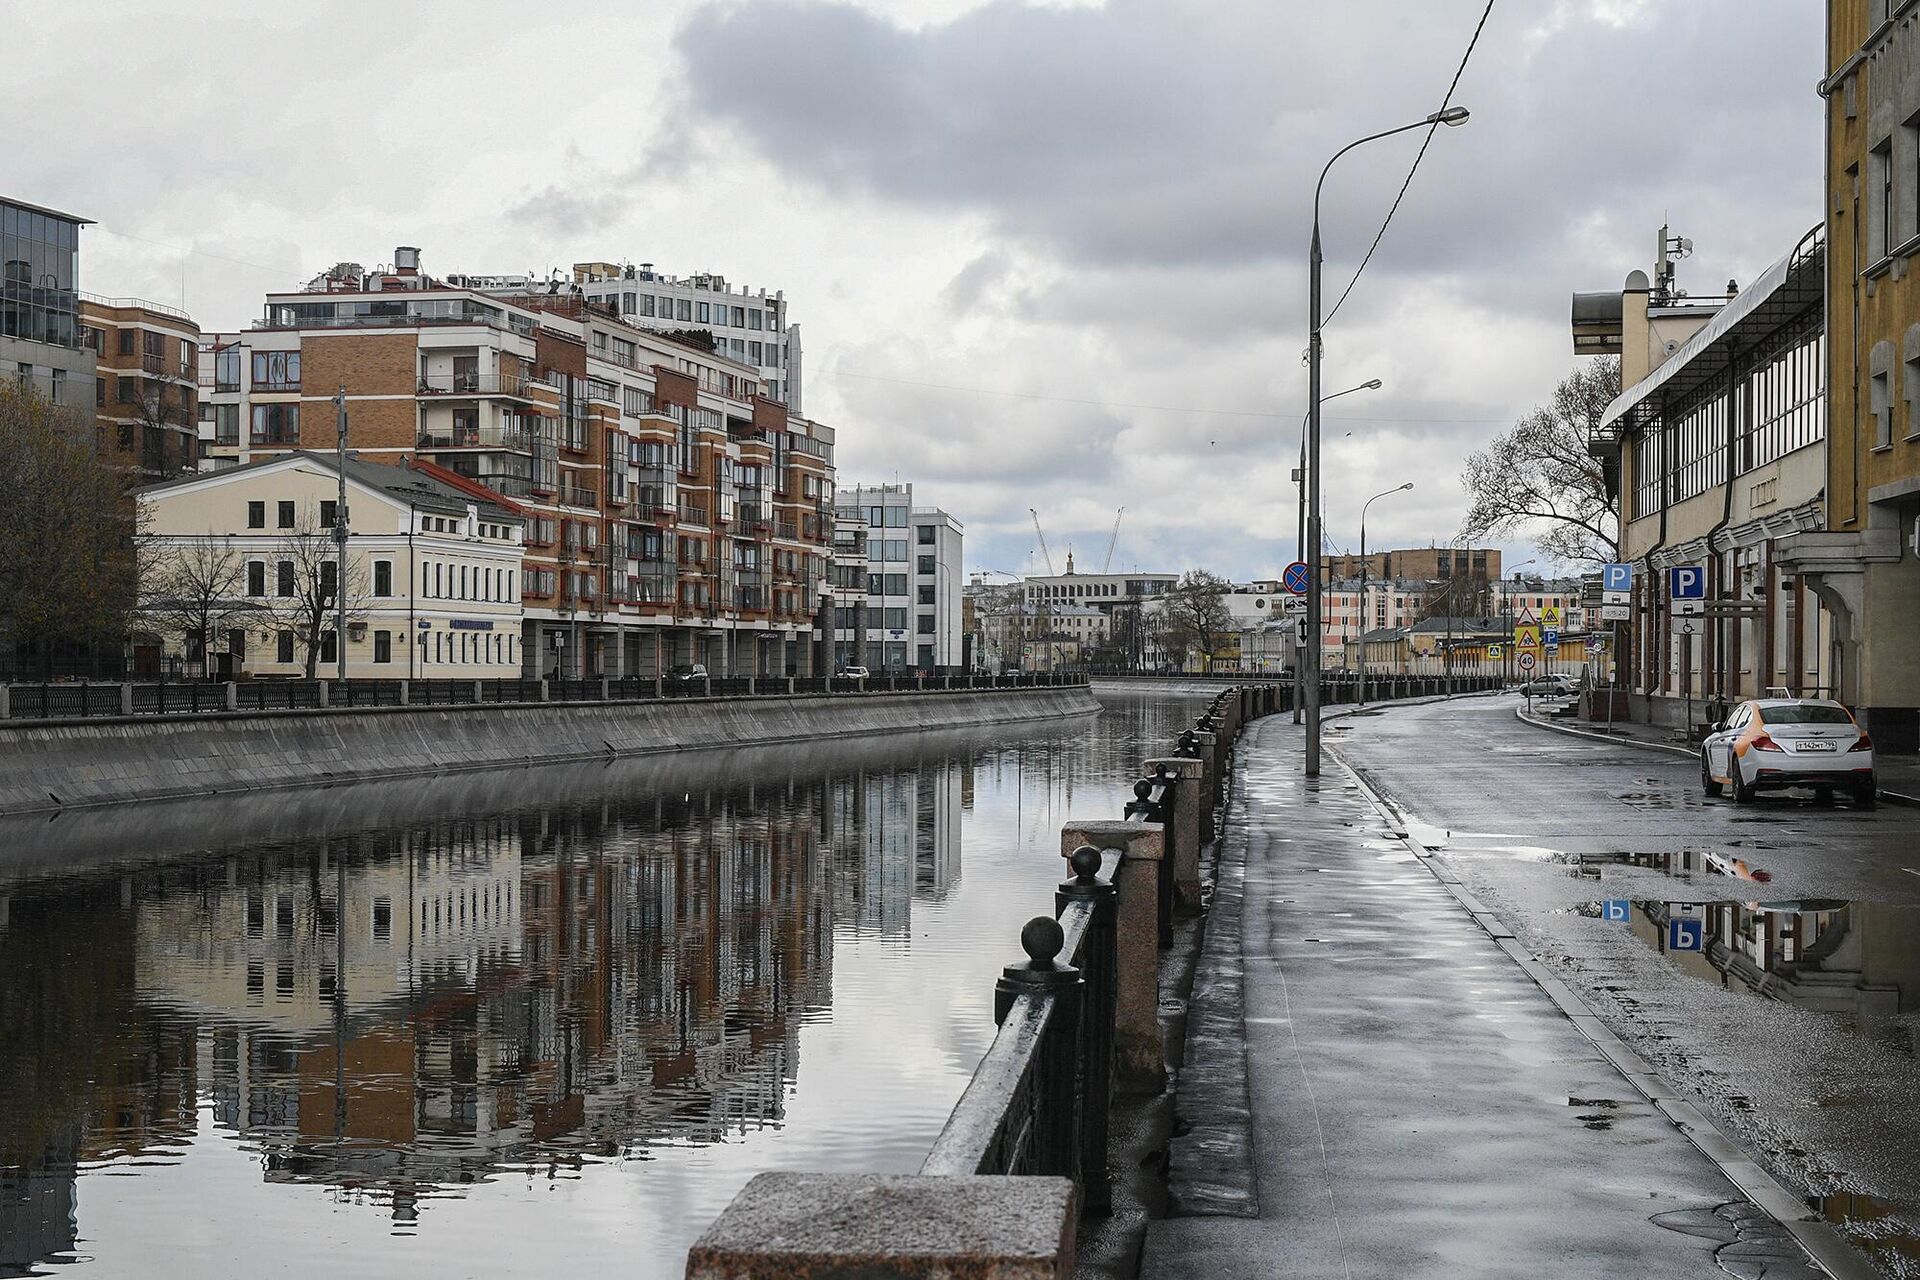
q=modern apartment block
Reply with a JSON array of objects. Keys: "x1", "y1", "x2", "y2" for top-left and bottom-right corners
[
  {"x1": 830, "y1": 484, "x2": 964, "y2": 672},
  {"x1": 198, "y1": 247, "x2": 836, "y2": 678},
  {"x1": 563, "y1": 262, "x2": 803, "y2": 413},
  {"x1": 1775, "y1": 0, "x2": 1920, "y2": 748},
  {"x1": 80, "y1": 296, "x2": 201, "y2": 478},
  {"x1": 2, "y1": 197, "x2": 97, "y2": 415},
  {"x1": 1320, "y1": 545, "x2": 1501, "y2": 588}
]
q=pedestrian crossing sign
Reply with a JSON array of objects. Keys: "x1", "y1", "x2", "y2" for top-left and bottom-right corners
[
  {"x1": 1487, "y1": 644, "x2": 1504, "y2": 658},
  {"x1": 1514, "y1": 623, "x2": 1541, "y2": 648}
]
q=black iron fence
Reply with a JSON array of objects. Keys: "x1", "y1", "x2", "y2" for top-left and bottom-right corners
[{"x1": 0, "y1": 671, "x2": 1091, "y2": 724}]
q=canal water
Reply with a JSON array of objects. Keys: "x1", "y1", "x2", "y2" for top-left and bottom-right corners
[{"x1": 0, "y1": 689, "x2": 1206, "y2": 1279}]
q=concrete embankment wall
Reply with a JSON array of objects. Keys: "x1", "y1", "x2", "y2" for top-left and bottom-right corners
[{"x1": 0, "y1": 687, "x2": 1099, "y2": 817}]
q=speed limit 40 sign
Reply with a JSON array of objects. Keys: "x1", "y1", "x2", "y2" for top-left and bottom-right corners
[{"x1": 1518, "y1": 652, "x2": 1536, "y2": 672}]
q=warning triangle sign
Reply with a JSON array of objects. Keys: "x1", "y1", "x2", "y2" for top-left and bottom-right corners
[{"x1": 1517, "y1": 608, "x2": 1538, "y2": 627}]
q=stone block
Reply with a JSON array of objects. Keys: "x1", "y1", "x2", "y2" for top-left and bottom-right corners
[
  {"x1": 1146, "y1": 757, "x2": 1204, "y2": 911},
  {"x1": 685, "y1": 1173, "x2": 1075, "y2": 1280},
  {"x1": 1060, "y1": 820, "x2": 1164, "y2": 1094}
]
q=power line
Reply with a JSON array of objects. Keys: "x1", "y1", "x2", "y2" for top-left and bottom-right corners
[
  {"x1": 821, "y1": 368, "x2": 1506, "y2": 426},
  {"x1": 1325, "y1": 0, "x2": 1495, "y2": 326},
  {"x1": 90, "y1": 224, "x2": 298, "y2": 280}
]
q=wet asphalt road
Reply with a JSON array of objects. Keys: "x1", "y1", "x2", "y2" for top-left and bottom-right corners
[{"x1": 1329, "y1": 694, "x2": 1920, "y2": 1276}]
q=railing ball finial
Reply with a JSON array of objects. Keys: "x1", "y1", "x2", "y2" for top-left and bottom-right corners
[
  {"x1": 1020, "y1": 915, "x2": 1065, "y2": 966},
  {"x1": 1068, "y1": 844, "x2": 1102, "y2": 881},
  {"x1": 1132, "y1": 778, "x2": 1154, "y2": 801}
]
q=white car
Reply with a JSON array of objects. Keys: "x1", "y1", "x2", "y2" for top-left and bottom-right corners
[
  {"x1": 1700, "y1": 697, "x2": 1876, "y2": 807},
  {"x1": 1516, "y1": 673, "x2": 1578, "y2": 697}
]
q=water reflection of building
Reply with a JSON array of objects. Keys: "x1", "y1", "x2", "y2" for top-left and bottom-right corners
[
  {"x1": 825, "y1": 761, "x2": 963, "y2": 933},
  {"x1": 1607, "y1": 852, "x2": 1920, "y2": 1024}
]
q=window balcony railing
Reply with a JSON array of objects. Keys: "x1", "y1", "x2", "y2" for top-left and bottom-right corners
[
  {"x1": 677, "y1": 501, "x2": 709, "y2": 528},
  {"x1": 417, "y1": 373, "x2": 539, "y2": 398},
  {"x1": 559, "y1": 483, "x2": 598, "y2": 509},
  {"x1": 416, "y1": 422, "x2": 537, "y2": 451}
]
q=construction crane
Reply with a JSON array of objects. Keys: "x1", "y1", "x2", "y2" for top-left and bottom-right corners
[
  {"x1": 1101, "y1": 507, "x2": 1125, "y2": 573},
  {"x1": 1029, "y1": 508, "x2": 1057, "y2": 575}
]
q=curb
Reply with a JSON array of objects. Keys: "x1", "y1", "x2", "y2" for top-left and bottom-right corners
[
  {"x1": 1512, "y1": 704, "x2": 1920, "y2": 807},
  {"x1": 1330, "y1": 747, "x2": 1880, "y2": 1280}
]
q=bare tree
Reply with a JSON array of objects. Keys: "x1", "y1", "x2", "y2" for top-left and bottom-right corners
[
  {"x1": 1461, "y1": 358, "x2": 1621, "y2": 566},
  {"x1": 271, "y1": 509, "x2": 366, "y2": 678},
  {"x1": 1156, "y1": 570, "x2": 1234, "y2": 671},
  {"x1": 138, "y1": 539, "x2": 262, "y2": 678},
  {"x1": 126, "y1": 382, "x2": 198, "y2": 480},
  {"x1": 0, "y1": 383, "x2": 140, "y2": 677}
]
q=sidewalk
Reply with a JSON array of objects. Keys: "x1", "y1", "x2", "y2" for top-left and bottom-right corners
[
  {"x1": 1512, "y1": 697, "x2": 1920, "y2": 806},
  {"x1": 1140, "y1": 714, "x2": 1833, "y2": 1279}
]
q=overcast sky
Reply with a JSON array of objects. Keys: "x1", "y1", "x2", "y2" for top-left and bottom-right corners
[{"x1": 9, "y1": 0, "x2": 1822, "y2": 580}]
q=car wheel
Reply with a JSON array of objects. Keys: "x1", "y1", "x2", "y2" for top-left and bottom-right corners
[
  {"x1": 1856, "y1": 776, "x2": 1877, "y2": 810},
  {"x1": 1701, "y1": 751, "x2": 1723, "y2": 798},
  {"x1": 1733, "y1": 761, "x2": 1756, "y2": 804}
]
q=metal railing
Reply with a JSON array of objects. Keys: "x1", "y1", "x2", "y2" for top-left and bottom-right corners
[{"x1": 0, "y1": 671, "x2": 1091, "y2": 724}]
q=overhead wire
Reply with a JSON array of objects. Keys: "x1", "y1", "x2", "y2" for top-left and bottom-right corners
[{"x1": 1323, "y1": 0, "x2": 1496, "y2": 326}]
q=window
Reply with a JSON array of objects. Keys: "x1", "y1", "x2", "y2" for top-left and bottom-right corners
[
  {"x1": 373, "y1": 630, "x2": 392, "y2": 663},
  {"x1": 251, "y1": 350, "x2": 300, "y2": 390},
  {"x1": 319, "y1": 500, "x2": 337, "y2": 528},
  {"x1": 918, "y1": 585, "x2": 936, "y2": 605},
  {"x1": 917, "y1": 614, "x2": 935, "y2": 634},
  {"x1": 696, "y1": 302, "x2": 710, "y2": 323},
  {"x1": 319, "y1": 630, "x2": 337, "y2": 665},
  {"x1": 917, "y1": 554, "x2": 936, "y2": 575},
  {"x1": 250, "y1": 403, "x2": 298, "y2": 444},
  {"x1": 319, "y1": 560, "x2": 337, "y2": 598},
  {"x1": 118, "y1": 329, "x2": 134, "y2": 355},
  {"x1": 214, "y1": 403, "x2": 239, "y2": 445},
  {"x1": 247, "y1": 500, "x2": 265, "y2": 528},
  {"x1": 276, "y1": 630, "x2": 295, "y2": 663},
  {"x1": 276, "y1": 561, "x2": 295, "y2": 596},
  {"x1": 373, "y1": 560, "x2": 392, "y2": 597},
  {"x1": 277, "y1": 500, "x2": 295, "y2": 529},
  {"x1": 116, "y1": 376, "x2": 134, "y2": 404},
  {"x1": 917, "y1": 525, "x2": 935, "y2": 545},
  {"x1": 676, "y1": 299, "x2": 691, "y2": 321},
  {"x1": 731, "y1": 307, "x2": 746, "y2": 327},
  {"x1": 749, "y1": 310, "x2": 764, "y2": 331},
  {"x1": 247, "y1": 561, "x2": 266, "y2": 596}
]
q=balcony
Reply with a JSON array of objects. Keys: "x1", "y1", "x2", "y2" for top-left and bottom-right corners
[
  {"x1": 418, "y1": 372, "x2": 540, "y2": 399},
  {"x1": 678, "y1": 501, "x2": 709, "y2": 528},
  {"x1": 417, "y1": 421, "x2": 537, "y2": 451},
  {"x1": 776, "y1": 521, "x2": 799, "y2": 542},
  {"x1": 559, "y1": 482, "x2": 598, "y2": 509}
]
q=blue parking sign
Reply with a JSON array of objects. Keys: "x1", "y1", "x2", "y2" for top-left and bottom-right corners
[
  {"x1": 1603, "y1": 900, "x2": 1630, "y2": 922},
  {"x1": 1668, "y1": 565, "x2": 1706, "y2": 600},
  {"x1": 1667, "y1": 917, "x2": 1704, "y2": 952},
  {"x1": 1602, "y1": 563, "x2": 1632, "y2": 593}
]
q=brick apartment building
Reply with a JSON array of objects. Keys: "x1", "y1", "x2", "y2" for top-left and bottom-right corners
[
  {"x1": 198, "y1": 247, "x2": 835, "y2": 678},
  {"x1": 80, "y1": 296, "x2": 201, "y2": 479}
]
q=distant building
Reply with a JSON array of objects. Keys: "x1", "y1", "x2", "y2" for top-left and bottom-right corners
[
  {"x1": 2, "y1": 196, "x2": 97, "y2": 416},
  {"x1": 1321, "y1": 545, "x2": 1500, "y2": 586},
  {"x1": 831, "y1": 483, "x2": 963, "y2": 672}
]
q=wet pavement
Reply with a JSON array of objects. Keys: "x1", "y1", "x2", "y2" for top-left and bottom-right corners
[
  {"x1": 1332, "y1": 695, "x2": 1920, "y2": 1278},
  {"x1": 1146, "y1": 710, "x2": 1829, "y2": 1279},
  {"x1": 0, "y1": 692, "x2": 1205, "y2": 1280}
]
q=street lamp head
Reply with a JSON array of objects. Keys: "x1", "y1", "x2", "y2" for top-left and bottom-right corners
[
  {"x1": 1428, "y1": 106, "x2": 1471, "y2": 127},
  {"x1": 1398, "y1": 482, "x2": 1415, "y2": 491},
  {"x1": 1363, "y1": 379, "x2": 1384, "y2": 390}
]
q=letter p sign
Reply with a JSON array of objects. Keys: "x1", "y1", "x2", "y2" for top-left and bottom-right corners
[{"x1": 1668, "y1": 565, "x2": 1706, "y2": 600}]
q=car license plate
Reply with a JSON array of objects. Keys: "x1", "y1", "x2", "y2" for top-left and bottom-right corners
[{"x1": 1797, "y1": 740, "x2": 1837, "y2": 752}]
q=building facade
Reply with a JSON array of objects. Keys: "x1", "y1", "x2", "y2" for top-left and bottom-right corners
[
  {"x1": 1321, "y1": 545, "x2": 1501, "y2": 585},
  {"x1": 2, "y1": 197, "x2": 96, "y2": 416},
  {"x1": 830, "y1": 484, "x2": 963, "y2": 672},
  {"x1": 1776, "y1": 1, "x2": 1920, "y2": 749},
  {"x1": 564, "y1": 262, "x2": 803, "y2": 412},
  {"x1": 1585, "y1": 226, "x2": 1832, "y2": 727},
  {"x1": 81, "y1": 296, "x2": 200, "y2": 479},
  {"x1": 135, "y1": 451, "x2": 525, "y2": 678},
  {"x1": 197, "y1": 248, "x2": 835, "y2": 679}
]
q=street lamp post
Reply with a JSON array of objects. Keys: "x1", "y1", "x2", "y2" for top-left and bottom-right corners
[
  {"x1": 1305, "y1": 105, "x2": 1469, "y2": 778},
  {"x1": 1356, "y1": 482, "x2": 1413, "y2": 707},
  {"x1": 1294, "y1": 378, "x2": 1381, "y2": 724}
]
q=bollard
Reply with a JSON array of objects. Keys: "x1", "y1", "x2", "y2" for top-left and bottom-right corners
[
  {"x1": 995, "y1": 917, "x2": 1084, "y2": 1181},
  {"x1": 538, "y1": 678, "x2": 551, "y2": 703},
  {"x1": 653, "y1": 677, "x2": 664, "y2": 700},
  {"x1": 478, "y1": 679, "x2": 488, "y2": 704},
  {"x1": 1057, "y1": 846, "x2": 1117, "y2": 1215},
  {"x1": 224, "y1": 682, "x2": 238, "y2": 712},
  {"x1": 701, "y1": 676, "x2": 712, "y2": 698},
  {"x1": 120, "y1": 684, "x2": 134, "y2": 716},
  {"x1": 1123, "y1": 773, "x2": 1175, "y2": 948},
  {"x1": 1146, "y1": 757, "x2": 1204, "y2": 912},
  {"x1": 397, "y1": 679, "x2": 409, "y2": 707},
  {"x1": 0, "y1": 685, "x2": 8, "y2": 720},
  {"x1": 316, "y1": 680, "x2": 329, "y2": 709},
  {"x1": 1059, "y1": 821, "x2": 1164, "y2": 1095}
]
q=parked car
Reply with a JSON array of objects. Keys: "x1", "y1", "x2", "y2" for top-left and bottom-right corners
[
  {"x1": 837, "y1": 665, "x2": 871, "y2": 679},
  {"x1": 666, "y1": 663, "x2": 708, "y2": 683},
  {"x1": 1700, "y1": 697, "x2": 1875, "y2": 807},
  {"x1": 1515, "y1": 673, "x2": 1578, "y2": 697}
]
